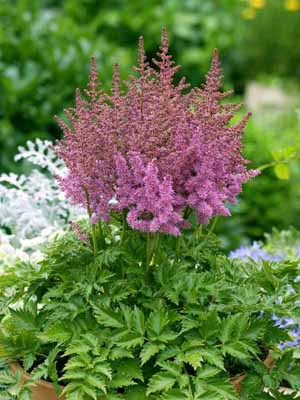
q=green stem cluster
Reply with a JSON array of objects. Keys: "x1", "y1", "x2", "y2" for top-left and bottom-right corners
[
  {"x1": 145, "y1": 233, "x2": 160, "y2": 279},
  {"x1": 84, "y1": 189, "x2": 104, "y2": 256}
]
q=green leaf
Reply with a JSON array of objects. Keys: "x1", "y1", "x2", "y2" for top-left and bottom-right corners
[
  {"x1": 184, "y1": 348, "x2": 204, "y2": 369},
  {"x1": 22, "y1": 354, "x2": 35, "y2": 371},
  {"x1": 94, "y1": 308, "x2": 124, "y2": 328},
  {"x1": 62, "y1": 371, "x2": 87, "y2": 381},
  {"x1": 160, "y1": 389, "x2": 188, "y2": 399},
  {"x1": 147, "y1": 309, "x2": 170, "y2": 336},
  {"x1": 282, "y1": 371, "x2": 300, "y2": 390},
  {"x1": 157, "y1": 361, "x2": 182, "y2": 377},
  {"x1": 201, "y1": 349, "x2": 224, "y2": 370},
  {"x1": 110, "y1": 347, "x2": 133, "y2": 360},
  {"x1": 114, "y1": 359, "x2": 144, "y2": 382},
  {"x1": 146, "y1": 372, "x2": 177, "y2": 395},
  {"x1": 38, "y1": 322, "x2": 72, "y2": 343},
  {"x1": 271, "y1": 149, "x2": 284, "y2": 161},
  {"x1": 133, "y1": 307, "x2": 145, "y2": 335},
  {"x1": 114, "y1": 332, "x2": 144, "y2": 349},
  {"x1": 81, "y1": 384, "x2": 98, "y2": 399},
  {"x1": 94, "y1": 363, "x2": 112, "y2": 380},
  {"x1": 274, "y1": 164, "x2": 290, "y2": 180},
  {"x1": 124, "y1": 385, "x2": 148, "y2": 399},
  {"x1": 86, "y1": 376, "x2": 107, "y2": 392},
  {"x1": 197, "y1": 366, "x2": 222, "y2": 380},
  {"x1": 219, "y1": 314, "x2": 241, "y2": 344},
  {"x1": 222, "y1": 343, "x2": 250, "y2": 360},
  {"x1": 140, "y1": 342, "x2": 162, "y2": 365}
]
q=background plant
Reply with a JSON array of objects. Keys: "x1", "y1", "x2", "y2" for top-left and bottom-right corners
[
  {"x1": 216, "y1": 109, "x2": 300, "y2": 249},
  {"x1": 0, "y1": 139, "x2": 81, "y2": 268}
]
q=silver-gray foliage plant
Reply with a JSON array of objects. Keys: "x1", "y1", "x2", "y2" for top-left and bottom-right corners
[{"x1": 0, "y1": 139, "x2": 81, "y2": 265}]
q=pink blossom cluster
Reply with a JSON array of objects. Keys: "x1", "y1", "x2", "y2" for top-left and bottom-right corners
[{"x1": 56, "y1": 28, "x2": 258, "y2": 236}]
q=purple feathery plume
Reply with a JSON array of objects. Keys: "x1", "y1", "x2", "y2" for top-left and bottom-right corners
[{"x1": 55, "y1": 27, "x2": 258, "y2": 235}]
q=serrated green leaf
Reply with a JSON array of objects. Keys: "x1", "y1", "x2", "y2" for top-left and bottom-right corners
[
  {"x1": 110, "y1": 376, "x2": 137, "y2": 388},
  {"x1": 133, "y1": 307, "x2": 145, "y2": 335},
  {"x1": 110, "y1": 347, "x2": 133, "y2": 360},
  {"x1": 140, "y1": 342, "x2": 162, "y2": 365},
  {"x1": 114, "y1": 332, "x2": 144, "y2": 349},
  {"x1": 94, "y1": 363, "x2": 112, "y2": 380},
  {"x1": 82, "y1": 384, "x2": 98, "y2": 399},
  {"x1": 38, "y1": 322, "x2": 72, "y2": 343},
  {"x1": 94, "y1": 308, "x2": 124, "y2": 328},
  {"x1": 146, "y1": 372, "x2": 176, "y2": 395},
  {"x1": 197, "y1": 366, "x2": 221, "y2": 379},
  {"x1": 147, "y1": 309, "x2": 170, "y2": 337},
  {"x1": 160, "y1": 389, "x2": 188, "y2": 399},
  {"x1": 61, "y1": 371, "x2": 87, "y2": 381},
  {"x1": 124, "y1": 385, "x2": 148, "y2": 399},
  {"x1": 222, "y1": 343, "x2": 250, "y2": 360},
  {"x1": 201, "y1": 349, "x2": 224, "y2": 370},
  {"x1": 156, "y1": 361, "x2": 182, "y2": 377},
  {"x1": 184, "y1": 348, "x2": 204, "y2": 369},
  {"x1": 220, "y1": 314, "x2": 240, "y2": 344},
  {"x1": 86, "y1": 376, "x2": 107, "y2": 392},
  {"x1": 22, "y1": 354, "x2": 35, "y2": 371}
]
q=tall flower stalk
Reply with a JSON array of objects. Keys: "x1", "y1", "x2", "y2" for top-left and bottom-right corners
[{"x1": 56, "y1": 27, "x2": 257, "y2": 256}]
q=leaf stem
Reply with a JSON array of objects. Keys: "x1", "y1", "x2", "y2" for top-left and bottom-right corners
[
  {"x1": 84, "y1": 188, "x2": 98, "y2": 256},
  {"x1": 207, "y1": 217, "x2": 218, "y2": 236},
  {"x1": 120, "y1": 210, "x2": 127, "y2": 245},
  {"x1": 145, "y1": 232, "x2": 160, "y2": 280}
]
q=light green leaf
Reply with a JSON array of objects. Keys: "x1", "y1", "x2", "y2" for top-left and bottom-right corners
[
  {"x1": 146, "y1": 372, "x2": 177, "y2": 395},
  {"x1": 184, "y1": 349, "x2": 204, "y2": 369},
  {"x1": 140, "y1": 342, "x2": 162, "y2": 365},
  {"x1": 114, "y1": 332, "x2": 144, "y2": 349},
  {"x1": 94, "y1": 363, "x2": 112, "y2": 380},
  {"x1": 86, "y1": 375, "x2": 107, "y2": 390},
  {"x1": 197, "y1": 366, "x2": 221, "y2": 379},
  {"x1": 274, "y1": 164, "x2": 290, "y2": 180}
]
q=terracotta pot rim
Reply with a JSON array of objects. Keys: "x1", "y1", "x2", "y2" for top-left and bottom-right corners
[{"x1": 10, "y1": 362, "x2": 64, "y2": 391}]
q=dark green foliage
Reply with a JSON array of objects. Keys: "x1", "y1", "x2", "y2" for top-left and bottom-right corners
[{"x1": 0, "y1": 224, "x2": 300, "y2": 399}]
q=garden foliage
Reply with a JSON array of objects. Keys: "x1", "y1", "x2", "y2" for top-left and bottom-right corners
[{"x1": 0, "y1": 228, "x2": 300, "y2": 399}]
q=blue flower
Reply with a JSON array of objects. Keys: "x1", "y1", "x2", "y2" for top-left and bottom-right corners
[{"x1": 229, "y1": 242, "x2": 285, "y2": 263}]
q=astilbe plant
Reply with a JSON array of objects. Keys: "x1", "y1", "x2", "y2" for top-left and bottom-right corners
[
  {"x1": 55, "y1": 28, "x2": 257, "y2": 242},
  {"x1": 2, "y1": 29, "x2": 300, "y2": 400}
]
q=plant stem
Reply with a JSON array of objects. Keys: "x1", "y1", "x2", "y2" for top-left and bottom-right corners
[
  {"x1": 84, "y1": 188, "x2": 98, "y2": 256},
  {"x1": 146, "y1": 232, "x2": 152, "y2": 270},
  {"x1": 153, "y1": 233, "x2": 160, "y2": 265},
  {"x1": 120, "y1": 210, "x2": 127, "y2": 244},
  {"x1": 175, "y1": 235, "x2": 181, "y2": 260},
  {"x1": 145, "y1": 232, "x2": 160, "y2": 281},
  {"x1": 207, "y1": 217, "x2": 218, "y2": 235},
  {"x1": 184, "y1": 366, "x2": 193, "y2": 397},
  {"x1": 197, "y1": 224, "x2": 203, "y2": 241},
  {"x1": 97, "y1": 221, "x2": 104, "y2": 248}
]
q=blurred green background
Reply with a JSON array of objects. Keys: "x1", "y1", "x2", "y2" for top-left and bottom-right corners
[{"x1": 1, "y1": 0, "x2": 300, "y2": 247}]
